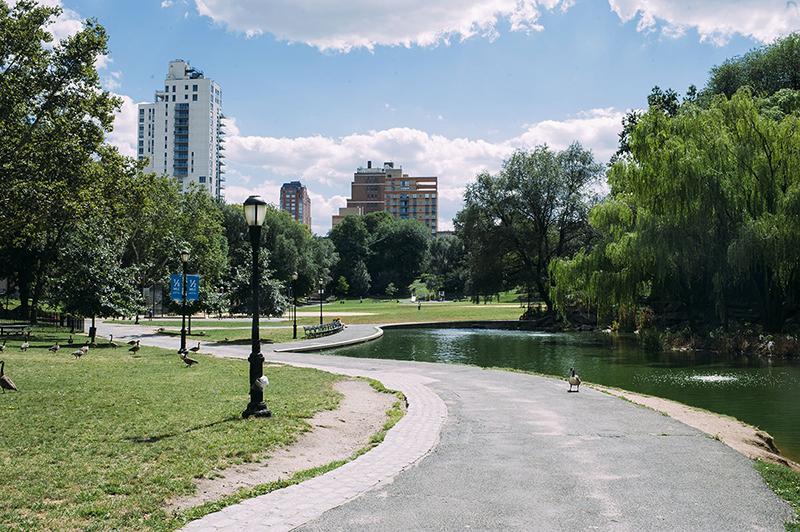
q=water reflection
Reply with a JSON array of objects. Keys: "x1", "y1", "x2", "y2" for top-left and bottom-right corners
[{"x1": 324, "y1": 328, "x2": 800, "y2": 463}]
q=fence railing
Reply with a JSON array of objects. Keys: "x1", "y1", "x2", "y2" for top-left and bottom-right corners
[{"x1": 0, "y1": 308, "x2": 84, "y2": 332}]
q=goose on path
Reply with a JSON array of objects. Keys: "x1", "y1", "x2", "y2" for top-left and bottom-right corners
[{"x1": 568, "y1": 367, "x2": 581, "y2": 392}]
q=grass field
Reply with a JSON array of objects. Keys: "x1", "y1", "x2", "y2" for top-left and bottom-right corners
[
  {"x1": 0, "y1": 330, "x2": 353, "y2": 531},
  {"x1": 109, "y1": 297, "x2": 531, "y2": 332}
]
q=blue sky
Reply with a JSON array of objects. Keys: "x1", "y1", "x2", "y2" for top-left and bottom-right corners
[{"x1": 41, "y1": 0, "x2": 800, "y2": 234}]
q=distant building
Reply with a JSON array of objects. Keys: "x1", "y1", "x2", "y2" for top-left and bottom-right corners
[
  {"x1": 332, "y1": 161, "x2": 438, "y2": 234},
  {"x1": 137, "y1": 59, "x2": 226, "y2": 199},
  {"x1": 280, "y1": 181, "x2": 312, "y2": 229},
  {"x1": 331, "y1": 206, "x2": 362, "y2": 228}
]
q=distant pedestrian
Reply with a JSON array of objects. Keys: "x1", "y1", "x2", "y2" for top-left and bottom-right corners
[{"x1": 418, "y1": 301, "x2": 421, "y2": 311}]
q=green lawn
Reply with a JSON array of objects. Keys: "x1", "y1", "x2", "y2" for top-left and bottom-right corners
[
  {"x1": 109, "y1": 297, "x2": 530, "y2": 334},
  {"x1": 0, "y1": 331, "x2": 349, "y2": 531}
]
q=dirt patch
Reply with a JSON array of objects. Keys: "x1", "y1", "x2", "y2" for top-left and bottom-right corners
[
  {"x1": 166, "y1": 379, "x2": 399, "y2": 513},
  {"x1": 594, "y1": 385, "x2": 800, "y2": 472}
]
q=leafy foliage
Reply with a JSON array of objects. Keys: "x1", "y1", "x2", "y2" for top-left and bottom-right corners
[
  {"x1": 456, "y1": 143, "x2": 603, "y2": 309},
  {"x1": 552, "y1": 89, "x2": 800, "y2": 332},
  {"x1": 329, "y1": 211, "x2": 430, "y2": 296}
]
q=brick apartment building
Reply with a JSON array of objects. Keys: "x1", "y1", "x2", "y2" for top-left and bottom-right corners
[{"x1": 332, "y1": 161, "x2": 438, "y2": 234}]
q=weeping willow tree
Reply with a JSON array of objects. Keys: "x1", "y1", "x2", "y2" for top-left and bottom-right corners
[{"x1": 551, "y1": 89, "x2": 800, "y2": 332}]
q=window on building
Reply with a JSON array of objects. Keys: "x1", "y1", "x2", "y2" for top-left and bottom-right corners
[
  {"x1": 199, "y1": 176, "x2": 206, "y2": 183},
  {"x1": 193, "y1": 84, "x2": 198, "y2": 91},
  {"x1": 192, "y1": 94, "x2": 197, "y2": 101}
]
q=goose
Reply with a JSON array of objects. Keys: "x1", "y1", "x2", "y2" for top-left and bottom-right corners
[
  {"x1": 0, "y1": 361, "x2": 18, "y2": 393},
  {"x1": 127, "y1": 339, "x2": 137, "y2": 345},
  {"x1": 71, "y1": 348, "x2": 84, "y2": 359},
  {"x1": 568, "y1": 367, "x2": 581, "y2": 392},
  {"x1": 189, "y1": 342, "x2": 201, "y2": 353},
  {"x1": 180, "y1": 352, "x2": 198, "y2": 367},
  {"x1": 129, "y1": 340, "x2": 140, "y2": 354},
  {"x1": 20, "y1": 334, "x2": 29, "y2": 351},
  {"x1": 0, "y1": 339, "x2": 6, "y2": 352},
  {"x1": 108, "y1": 335, "x2": 119, "y2": 349},
  {"x1": 48, "y1": 342, "x2": 60, "y2": 353},
  {"x1": 67, "y1": 335, "x2": 73, "y2": 345}
]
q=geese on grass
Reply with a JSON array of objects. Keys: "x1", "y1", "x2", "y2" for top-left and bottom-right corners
[
  {"x1": 189, "y1": 342, "x2": 201, "y2": 353},
  {"x1": 108, "y1": 334, "x2": 119, "y2": 349},
  {"x1": 48, "y1": 342, "x2": 60, "y2": 353},
  {"x1": 0, "y1": 360, "x2": 18, "y2": 393},
  {"x1": 71, "y1": 348, "x2": 84, "y2": 359},
  {"x1": 129, "y1": 340, "x2": 140, "y2": 354},
  {"x1": 568, "y1": 367, "x2": 581, "y2": 392},
  {"x1": 67, "y1": 335, "x2": 73, "y2": 345},
  {"x1": 20, "y1": 334, "x2": 29, "y2": 351},
  {"x1": 0, "y1": 339, "x2": 6, "y2": 353},
  {"x1": 180, "y1": 351, "x2": 198, "y2": 367}
]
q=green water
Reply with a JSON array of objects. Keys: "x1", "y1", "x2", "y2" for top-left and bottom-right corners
[{"x1": 324, "y1": 328, "x2": 800, "y2": 463}]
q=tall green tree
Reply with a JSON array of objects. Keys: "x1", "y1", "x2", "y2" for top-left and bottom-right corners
[
  {"x1": 707, "y1": 32, "x2": 800, "y2": 98},
  {"x1": 456, "y1": 143, "x2": 603, "y2": 310},
  {"x1": 552, "y1": 89, "x2": 800, "y2": 332},
  {"x1": 0, "y1": 1, "x2": 122, "y2": 321},
  {"x1": 423, "y1": 233, "x2": 468, "y2": 298}
]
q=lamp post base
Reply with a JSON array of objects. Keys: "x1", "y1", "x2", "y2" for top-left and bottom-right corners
[{"x1": 242, "y1": 402, "x2": 271, "y2": 418}]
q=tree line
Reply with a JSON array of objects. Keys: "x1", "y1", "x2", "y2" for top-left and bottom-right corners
[
  {"x1": 453, "y1": 32, "x2": 800, "y2": 336},
  {"x1": 6, "y1": 1, "x2": 800, "y2": 337},
  {"x1": 0, "y1": 2, "x2": 444, "y2": 324}
]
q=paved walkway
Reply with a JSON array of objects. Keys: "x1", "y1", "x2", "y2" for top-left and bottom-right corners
[{"x1": 98, "y1": 321, "x2": 792, "y2": 531}]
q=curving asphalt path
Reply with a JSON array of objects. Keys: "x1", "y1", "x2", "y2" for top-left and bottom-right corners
[{"x1": 98, "y1": 320, "x2": 793, "y2": 531}]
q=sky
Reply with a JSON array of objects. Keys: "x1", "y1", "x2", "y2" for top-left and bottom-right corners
[{"x1": 34, "y1": 0, "x2": 800, "y2": 235}]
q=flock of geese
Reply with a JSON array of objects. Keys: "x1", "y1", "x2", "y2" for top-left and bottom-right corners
[
  {"x1": 0, "y1": 332, "x2": 583, "y2": 394},
  {"x1": 0, "y1": 333, "x2": 205, "y2": 393}
]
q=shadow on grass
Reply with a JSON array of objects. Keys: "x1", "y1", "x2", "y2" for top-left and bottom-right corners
[{"x1": 127, "y1": 416, "x2": 240, "y2": 443}]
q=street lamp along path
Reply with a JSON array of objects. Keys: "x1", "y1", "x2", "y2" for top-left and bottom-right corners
[
  {"x1": 179, "y1": 250, "x2": 190, "y2": 355},
  {"x1": 242, "y1": 195, "x2": 272, "y2": 419},
  {"x1": 292, "y1": 271, "x2": 298, "y2": 340}
]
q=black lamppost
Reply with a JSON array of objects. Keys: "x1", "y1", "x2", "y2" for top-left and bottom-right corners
[
  {"x1": 242, "y1": 195, "x2": 271, "y2": 419},
  {"x1": 179, "y1": 250, "x2": 190, "y2": 354},
  {"x1": 292, "y1": 271, "x2": 298, "y2": 339},
  {"x1": 318, "y1": 277, "x2": 324, "y2": 325}
]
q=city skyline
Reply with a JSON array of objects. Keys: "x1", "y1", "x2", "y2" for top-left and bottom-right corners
[{"x1": 44, "y1": 0, "x2": 800, "y2": 235}]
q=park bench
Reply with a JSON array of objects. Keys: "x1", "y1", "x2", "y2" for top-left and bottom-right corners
[
  {"x1": 0, "y1": 323, "x2": 30, "y2": 336},
  {"x1": 303, "y1": 319, "x2": 344, "y2": 339}
]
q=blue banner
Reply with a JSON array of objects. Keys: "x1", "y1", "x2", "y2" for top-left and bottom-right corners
[
  {"x1": 171, "y1": 274, "x2": 200, "y2": 301},
  {"x1": 186, "y1": 275, "x2": 200, "y2": 301},
  {"x1": 170, "y1": 274, "x2": 182, "y2": 301}
]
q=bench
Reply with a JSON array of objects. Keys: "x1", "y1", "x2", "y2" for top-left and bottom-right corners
[
  {"x1": 303, "y1": 320, "x2": 344, "y2": 339},
  {"x1": 0, "y1": 324, "x2": 30, "y2": 336}
]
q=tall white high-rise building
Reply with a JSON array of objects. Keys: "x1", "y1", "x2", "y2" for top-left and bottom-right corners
[{"x1": 137, "y1": 59, "x2": 226, "y2": 199}]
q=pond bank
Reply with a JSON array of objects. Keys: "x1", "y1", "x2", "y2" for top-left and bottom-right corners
[{"x1": 594, "y1": 385, "x2": 800, "y2": 472}]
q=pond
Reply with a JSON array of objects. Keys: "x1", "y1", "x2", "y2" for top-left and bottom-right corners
[{"x1": 323, "y1": 327, "x2": 800, "y2": 463}]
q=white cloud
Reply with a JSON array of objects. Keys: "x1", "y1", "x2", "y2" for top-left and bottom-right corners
[
  {"x1": 223, "y1": 109, "x2": 625, "y2": 234},
  {"x1": 187, "y1": 0, "x2": 797, "y2": 52},
  {"x1": 192, "y1": 0, "x2": 565, "y2": 51},
  {"x1": 9, "y1": 0, "x2": 84, "y2": 41},
  {"x1": 608, "y1": 0, "x2": 800, "y2": 45},
  {"x1": 107, "y1": 93, "x2": 141, "y2": 158},
  {"x1": 516, "y1": 107, "x2": 626, "y2": 161},
  {"x1": 103, "y1": 71, "x2": 123, "y2": 91}
]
